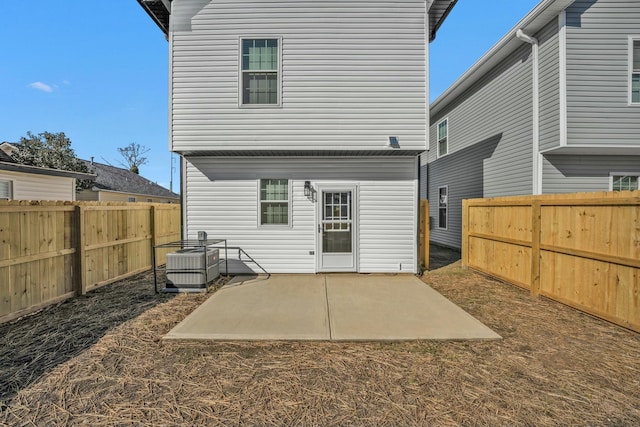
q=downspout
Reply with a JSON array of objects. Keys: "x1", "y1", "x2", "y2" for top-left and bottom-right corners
[{"x1": 516, "y1": 29, "x2": 542, "y2": 195}]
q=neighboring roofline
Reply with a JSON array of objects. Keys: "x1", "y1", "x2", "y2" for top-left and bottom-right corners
[
  {"x1": 0, "y1": 161, "x2": 96, "y2": 180},
  {"x1": 84, "y1": 187, "x2": 180, "y2": 200},
  {"x1": 431, "y1": 0, "x2": 574, "y2": 117},
  {"x1": 0, "y1": 142, "x2": 18, "y2": 154}
]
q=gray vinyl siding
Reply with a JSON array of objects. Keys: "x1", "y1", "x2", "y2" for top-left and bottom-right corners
[
  {"x1": 427, "y1": 44, "x2": 535, "y2": 247},
  {"x1": 542, "y1": 154, "x2": 640, "y2": 193},
  {"x1": 427, "y1": 135, "x2": 502, "y2": 249},
  {"x1": 538, "y1": 19, "x2": 561, "y2": 152},
  {"x1": 170, "y1": 0, "x2": 427, "y2": 153},
  {"x1": 184, "y1": 157, "x2": 418, "y2": 273},
  {"x1": 565, "y1": 0, "x2": 640, "y2": 146}
]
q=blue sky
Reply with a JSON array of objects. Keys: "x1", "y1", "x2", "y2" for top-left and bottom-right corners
[{"x1": 1, "y1": 0, "x2": 539, "y2": 190}]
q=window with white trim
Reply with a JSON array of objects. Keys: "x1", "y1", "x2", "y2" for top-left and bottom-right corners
[
  {"x1": 241, "y1": 38, "x2": 280, "y2": 106},
  {"x1": 259, "y1": 179, "x2": 289, "y2": 225},
  {"x1": 437, "y1": 118, "x2": 448, "y2": 157},
  {"x1": 0, "y1": 180, "x2": 12, "y2": 200},
  {"x1": 611, "y1": 174, "x2": 639, "y2": 191},
  {"x1": 632, "y1": 38, "x2": 640, "y2": 104},
  {"x1": 438, "y1": 186, "x2": 448, "y2": 229}
]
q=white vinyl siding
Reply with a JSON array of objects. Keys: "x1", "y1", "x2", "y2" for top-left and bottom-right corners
[
  {"x1": 437, "y1": 119, "x2": 448, "y2": 157},
  {"x1": 184, "y1": 157, "x2": 417, "y2": 273},
  {"x1": 259, "y1": 178, "x2": 290, "y2": 225},
  {"x1": 631, "y1": 38, "x2": 640, "y2": 104},
  {"x1": 0, "y1": 170, "x2": 74, "y2": 201},
  {"x1": 0, "y1": 180, "x2": 12, "y2": 199},
  {"x1": 170, "y1": 0, "x2": 428, "y2": 153}
]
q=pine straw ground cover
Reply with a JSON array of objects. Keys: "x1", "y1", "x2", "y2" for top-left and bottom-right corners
[{"x1": 1, "y1": 265, "x2": 640, "y2": 426}]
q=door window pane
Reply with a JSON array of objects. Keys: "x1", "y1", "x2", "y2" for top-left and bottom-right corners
[{"x1": 322, "y1": 191, "x2": 353, "y2": 253}]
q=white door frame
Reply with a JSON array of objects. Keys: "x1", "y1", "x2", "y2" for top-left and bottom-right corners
[{"x1": 315, "y1": 183, "x2": 358, "y2": 272}]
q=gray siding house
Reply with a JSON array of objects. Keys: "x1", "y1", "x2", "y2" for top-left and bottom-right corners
[
  {"x1": 139, "y1": 0, "x2": 457, "y2": 273},
  {"x1": 424, "y1": 0, "x2": 640, "y2": 249}
]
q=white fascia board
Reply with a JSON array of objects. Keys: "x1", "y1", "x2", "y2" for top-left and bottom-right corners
[{"x1": 431, "y1": 0, "x2": 574, "y2": 118}]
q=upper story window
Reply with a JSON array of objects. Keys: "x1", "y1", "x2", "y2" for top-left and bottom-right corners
[
  {"x1": 241, "y1": 38, "x2": 280, "y2": 106},
  {"x1": 259, "y1": 179, "x2": 289, "y2": 225},
  {"x1": 611, "y1": 174, "x2": 639, "y2": 191},
  {"x1": 437, "y1": 118, "x2": 448, "y2": 157},
  {"x1": 0, "y1": 180, "x2": 12, "y2": 200},
  {"x1": 631, "y1": 38, "x2": 640, "y2": 104}
]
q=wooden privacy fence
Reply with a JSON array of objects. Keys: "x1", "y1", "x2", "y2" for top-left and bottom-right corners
[
  {"x1": 0, "y1": 201, "x2": 181, "y2": 324},
  {"x1": 419, "y1": 199, "x2": 429, "y2": 271},
  {"x1": 462, "y1": 191, "x2": 640, "y2": 333}
]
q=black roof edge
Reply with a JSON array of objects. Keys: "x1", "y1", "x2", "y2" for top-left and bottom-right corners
[
  {"x1": 430, "y1": 0, "x2": 458, "y2": 42},
  {"x1": 0, "y1": 161, "x2": 96, "y2": 180},
  {"x1": 137, "y1": 0, "x2": 171, "y2": 36}
]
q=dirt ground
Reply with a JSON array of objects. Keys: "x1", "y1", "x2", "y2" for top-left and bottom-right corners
[{"x1": 1, "y1": 251, "x2": 639, "y2": 426}]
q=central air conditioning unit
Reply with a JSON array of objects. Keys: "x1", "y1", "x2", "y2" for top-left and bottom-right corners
[{"x1": 166, "y1": 247, "x2": 220, "y2": 289}]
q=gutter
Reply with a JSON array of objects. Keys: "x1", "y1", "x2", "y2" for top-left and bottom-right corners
[{"x1": 516, "y1": 29, "x2": 542, "y2": 195}]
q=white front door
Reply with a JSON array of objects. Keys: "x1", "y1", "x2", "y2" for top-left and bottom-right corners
[{"x1": 317, "y1": 186, "x2": 357, "y2": 272}]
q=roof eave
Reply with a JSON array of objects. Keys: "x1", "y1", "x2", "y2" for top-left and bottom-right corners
[
  {"x1": 137, "y1": 0, "x2": 171, "y2": 36},
  {"x1": 428, "y1": 0, "x2": 459, "y2": 42},
  {"x1": 0, "y1": 161, "x2": 97, "y2": 180},
  {"x1": 431, "y1": 0, "x2": 575, "y2": 117}
]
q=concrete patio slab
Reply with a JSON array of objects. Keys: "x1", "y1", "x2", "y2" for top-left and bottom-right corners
[
  {"x1": 326, "y1": 274, "x2": 500, "y2": 340},
  {"x1": 164, "y1": 273, "x2": 501, "y2": 341},
  {"x1": 164, "y1": 274, "x2": 330, "y2": 340}
]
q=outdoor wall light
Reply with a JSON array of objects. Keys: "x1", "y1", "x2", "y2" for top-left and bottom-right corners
[
  {"x1": 304, "y1": 181, "x2": 312, "y2": 197},
  {"x1": 388, "y1": 136, "x2": 400, "y2": 148}
]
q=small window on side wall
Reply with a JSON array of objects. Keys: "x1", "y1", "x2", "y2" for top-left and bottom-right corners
[
  {"x1": 438, "y1": 186, "x2": 448, "y2": 229},
  {"x1": 241, "y1": 38, "x2": 280, "y2": 106},
  {"x1": 437, "y1": 118, "x2": 448, "y2": 157},
  {"x1": 128, "y1": 197, "x2": 136, "y2": 202},
  {"x1": 611, "y1": 174, "x2": 639, "y2": 191},
  {"x1": 0, "y1": 180, "x2": 12, "y2": 200},
  {"x1": 259, "y1": 179, "x2": 289, "y2": 225},
  {"x1": 631, "y1": 39, "x2": 640, "y2": 104}
]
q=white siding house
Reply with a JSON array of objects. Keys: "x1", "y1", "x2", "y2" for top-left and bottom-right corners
[
  {"x1": 0, "y1": 162, "x2": 93, "y2": 201},
  {"x1": 424, "y1": 0, "x2": 640, "y2": 250},
  {"x1": 139, "y1": 0, "x2": 457, "y2": 273}
]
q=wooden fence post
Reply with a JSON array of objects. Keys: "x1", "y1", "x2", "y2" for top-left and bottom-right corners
[
  {"x1": 461, "y1": 200, "x2": 469, "y2": 268},
  {"x1": 530, "y1": 200, "x2": 541, "y2": 297},
  {"x1": 150, "y1": 205, "x2": 156, "y2": 265},
  {"x1": 75, "y1": 205, "x2": 87, "y2": 295},
  {"x1": 419, "y1": 200, "x2": 430, "y2": 271}
]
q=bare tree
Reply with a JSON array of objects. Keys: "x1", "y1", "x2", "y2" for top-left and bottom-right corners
[{"x1": 117, "y1": 142, "x2": 150, "y2": 174}]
